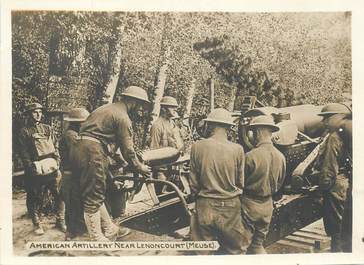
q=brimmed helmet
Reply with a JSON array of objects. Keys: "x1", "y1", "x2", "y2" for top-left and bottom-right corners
[
  {"x1": 203, "y1": 108, "x2": 235, "y2": 126},
  {"x1": 160, "y1": 96, "x2": 178, "y2": 107},
  {"x1": 25, "y1": 103, "x2": 43, "y2": 113},
  {"x1": 64, "y1": 108, "x2": 90, "y2": 122},
  {"x1": 121, "y1": 86, "x2": 150, "y2": 103},
  {"x1": 248, "y1": 115, "x2": 280, "y2": 132},
  {"x1": 318, "y1": 103, "x2": 351, "y2": 117}
]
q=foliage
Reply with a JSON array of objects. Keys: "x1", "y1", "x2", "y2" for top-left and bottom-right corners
[{"x1": 12, "y1": 11, "x2": 351, "y2": 154}]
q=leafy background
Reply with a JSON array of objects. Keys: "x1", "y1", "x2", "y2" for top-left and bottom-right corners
[{"x1": 12, "y1": 11, "x2": 351, "y2": 169}]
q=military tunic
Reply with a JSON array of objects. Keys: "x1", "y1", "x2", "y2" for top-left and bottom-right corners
[
  {"x1": 190, "y1": 137, "x2": 250, "y2": 254},
  {"x1": 319, "y1": 131, "x2": 350, "y2": 240},
  {"x1": 59, "y1": 129, "x2": 86, "y2": 236},
  {"x1": 150, "y1": 116, "x2": 178, "y2": 149},
  {"x1": 18, "y1": 121, "x2": 63, "y2": 225},
  {"x1": 241, "y1": 141, "x2": 286, "y2": 250},
  {"x1": 71, "y1": 102, "x2": 137, "y2": 214}
]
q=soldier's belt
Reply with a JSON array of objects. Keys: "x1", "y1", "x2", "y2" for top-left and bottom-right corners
[
  {"x1": 242, "y1": 189, "x2": 272, "y2": 201},
  {"x1": 79, "y1": 135, "x2": 101, "y2": 144}
]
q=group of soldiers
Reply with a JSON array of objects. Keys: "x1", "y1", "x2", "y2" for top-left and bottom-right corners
[{"x1": 18, "y1": 85, "x2": 352, "y2": 254}]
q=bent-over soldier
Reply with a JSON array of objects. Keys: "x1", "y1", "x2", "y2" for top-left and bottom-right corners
[
  {"x1": 190, "y1": 108, "x2": 250, "y2": 254},
  {"x1": 18, "y1": 103, "x2": 66, "y2": 235},
  {"x1": 70, "y1": 86, "x2": 151, "y2": 241},
  {"x1": 317, "y1": 103, "x2": 352, "y2": 252},
  {"x1": 59, "y1": 107, "x2": 90, "y2": 239},
  {"x1": 242, "y1": 115, "x2": 286, "y2": 254}
]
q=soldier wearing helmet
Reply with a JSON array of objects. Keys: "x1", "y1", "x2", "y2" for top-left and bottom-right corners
[
  {"x1": 241, "y1": 115, "x2": 286, "y2": 254},
  {"x1": 59, "y1": 107, "x2": 90, "y2": 239},
  {"x1": 70, "y1": 86, "x2": 151, "y2": 241},
  {"x1": 317, "y1": 102, "x2": 352, "y2": 252},
  {"x1": 190, "y1": 108, "x2": 249, "y2": 254},
  {"x1": 150, "y1": 96, "x2": 181, "y2": 150},
  {"x1": 18, "y1": 103, "x2": 66, "y2": 235}
]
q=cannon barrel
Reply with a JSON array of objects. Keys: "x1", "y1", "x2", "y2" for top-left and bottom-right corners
[
  {"x1": 244, "y1": 104, "x2": 325, "y2": 139},
  {"x1": 138, "y1": 147, "x2": 181, "y2": 167}
]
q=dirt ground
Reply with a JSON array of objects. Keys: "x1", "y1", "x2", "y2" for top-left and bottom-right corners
[{"x1": 12, "y1": 187, "x2": 329, "y2": 257}]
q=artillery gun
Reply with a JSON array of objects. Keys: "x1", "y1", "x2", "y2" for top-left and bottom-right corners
[{"x1": 111, "y1": 97, "x2": 346, "y2": 247}]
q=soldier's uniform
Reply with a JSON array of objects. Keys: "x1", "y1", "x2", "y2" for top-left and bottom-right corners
[
  {"x1": 59, "y1": 108, "x2": 90, "y2": 238},
  {"x1": 70, "y1": 86, "x2": 149, "y2": 241},
  {"x1": 73, "y1": 102, "x2": 137, "y2": 214},
  {"x1": 242, "y1": 140, "x2": 286, "y2": 254},
  {"x1": 317, "y1": 103, "x2": 352, "y2": 252},
  {"x1": 190, "y1": 108, "x2": 250, "y2": 255},
  {"x1": 319, "y1": 131, "x2": 350, "y2": 251},
  {"x1": 19, "y1": 117, "x2": 64, "y2": 231},
  {"x1": 150, "y1": 116, "x2": 178, "y2": 149}
]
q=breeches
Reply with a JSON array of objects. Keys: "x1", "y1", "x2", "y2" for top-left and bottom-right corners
[
  {"x1": 191, "y1": 196, "x2": 252, "y2": 255},
  {"x1": 25, "y1": 171, "x2": 63, "y2": 224},
  {"x1": 322, "y1": 175, "x2": 349, "y2": 236},
  {"x1": 70, "y1": 140, "x2": 109, "y2": 214},
  {"x1": 240, "y1": 195, "x2": 273, "y2": 247},
  {"x1": 61, "y1": 170, "x2": 86, "y2": 235}
]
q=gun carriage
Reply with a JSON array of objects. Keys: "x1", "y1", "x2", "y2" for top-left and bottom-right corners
[{"x1": 111, "y1": 98, "x2": 332, "y2": 246}]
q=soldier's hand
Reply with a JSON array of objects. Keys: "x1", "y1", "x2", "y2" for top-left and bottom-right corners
[{"x1": 137, "y1": 163, "x2": 151, "y2": 176}]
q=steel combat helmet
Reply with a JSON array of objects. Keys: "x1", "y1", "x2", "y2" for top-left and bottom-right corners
[
  {"x1": 64, "y1": 108, "x2": 90, "y2": 122},
  {"x1": 248, "y1": 115, "x2": 280, "y2": 132},
  {"x1": 25, "y1": 102, "x2": 43, "y2": 113},
  {"x1": 121, "y1": 86, "x2": 150, "y2": 103},
  {"x1": 160, "y1": 96, "x2": 178, "y2": 107},
  {"x1": 318, "y1": 103, "x2": 351, "y2": 116},
  {"x1": 203, "y1": 108, "x2": 235, "y2": 126}
]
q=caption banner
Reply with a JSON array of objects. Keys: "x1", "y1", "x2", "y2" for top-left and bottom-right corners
[{"x1": 26, "y1": 241, "x2": 219, "y2": 251}]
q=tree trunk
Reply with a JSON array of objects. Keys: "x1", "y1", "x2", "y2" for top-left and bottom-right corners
[
  {"x1": 184, "y1": 78, "x2": 196, "y2": 118},
  {"x1": 210, "y1": 78, "x2": 215, "y2": 111},
  {"x1": 102, "y1": 20, "x2": 124, "y2": 104},
  {"x1": 227, "y1": 84, "x2": 238, "y2": 111},
  {"x1": 150, "y1": 46, "x2": 171, "y2": 125}
]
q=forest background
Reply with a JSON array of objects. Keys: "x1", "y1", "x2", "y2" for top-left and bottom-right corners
[{"x1": 11, "y1": 11, "x2": 351, "y2": 169}]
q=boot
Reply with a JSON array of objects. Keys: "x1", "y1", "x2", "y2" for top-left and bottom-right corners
[
  {"x1": 34, "y1": 223, "x2": 45, "y2": 235},
  {"x1": 55, "y1": 218, "x2": 67, "y2": 233},
  {"x1": 84, "y1": 211, "x2": 109, "y2": 241},
  {"x1": 100, "y1": 203, "x2": 130, "y2": 241},
  {"x1": 330, "y1": 234, "x2": 343, "y2": 252},
  {"x1": 247, "y1": 232, "x2": 267, "y2": 254}
]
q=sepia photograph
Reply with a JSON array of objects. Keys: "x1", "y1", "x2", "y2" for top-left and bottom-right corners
[{"x1": 1, "y1": 1, "x2": 363, "y2": 264}]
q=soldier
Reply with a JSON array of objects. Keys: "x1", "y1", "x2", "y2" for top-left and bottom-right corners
[
  {"x1": 190, "y1": 108, "x2": 250, "y2": 254},
  {"x1": 70, "y1": 86, "x2": 151, "y2": 241},
  {"x1": 18, "y1": 103, "x2": 66, "y2": 235},
  {"x1": 150, "y1": 96, "x2": 182, "y2": 193},
  {"x1": 317, "y1": 103, "x2": 352, "y2": 252},
  {"x1": 59, "y1": 107, "x2": 90, "y2": 239},
  {"x1": 150, "y1": 96, "x2": 182, "y2": 150},
  {"x1": 242, "y1": 115, "x2": 286, "y2": 254}
]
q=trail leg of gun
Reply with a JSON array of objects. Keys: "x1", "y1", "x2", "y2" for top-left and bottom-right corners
[
  {"x1": 180, "y1": 174, "x2": 191, "y2": 195},
  {"x1": 146, "y1": 183, "x2": 160, "y2": 205}
]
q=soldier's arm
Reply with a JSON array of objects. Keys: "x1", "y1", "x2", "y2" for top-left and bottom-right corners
[
  {"x1": 236, "y1": 146, "x2": 245, "y2": 190},
  {"x1": 189, "y1": 144, "x2": 200, "y2": 196},
  {"x1": 50, "y1": 126, "x2": 61, "y2": 166},
  {"x1": 116, "y1": 116, "x2": 149, "y2": 174},
  {"x1": 18, "y1": 129, "x2": 33, "y2": 171},
  {"x1": 244, "y1": 152, "x2": 254, "y2": 179},
  {"x1": 149, "y1": 123, "x2": 162, "y2": 149},
  {"x1": 319, "y1": 134, "x2": 342, "y2": 190},
  {"x1": 277, "y1": 155, "x2": 287, "y2": 191}
]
